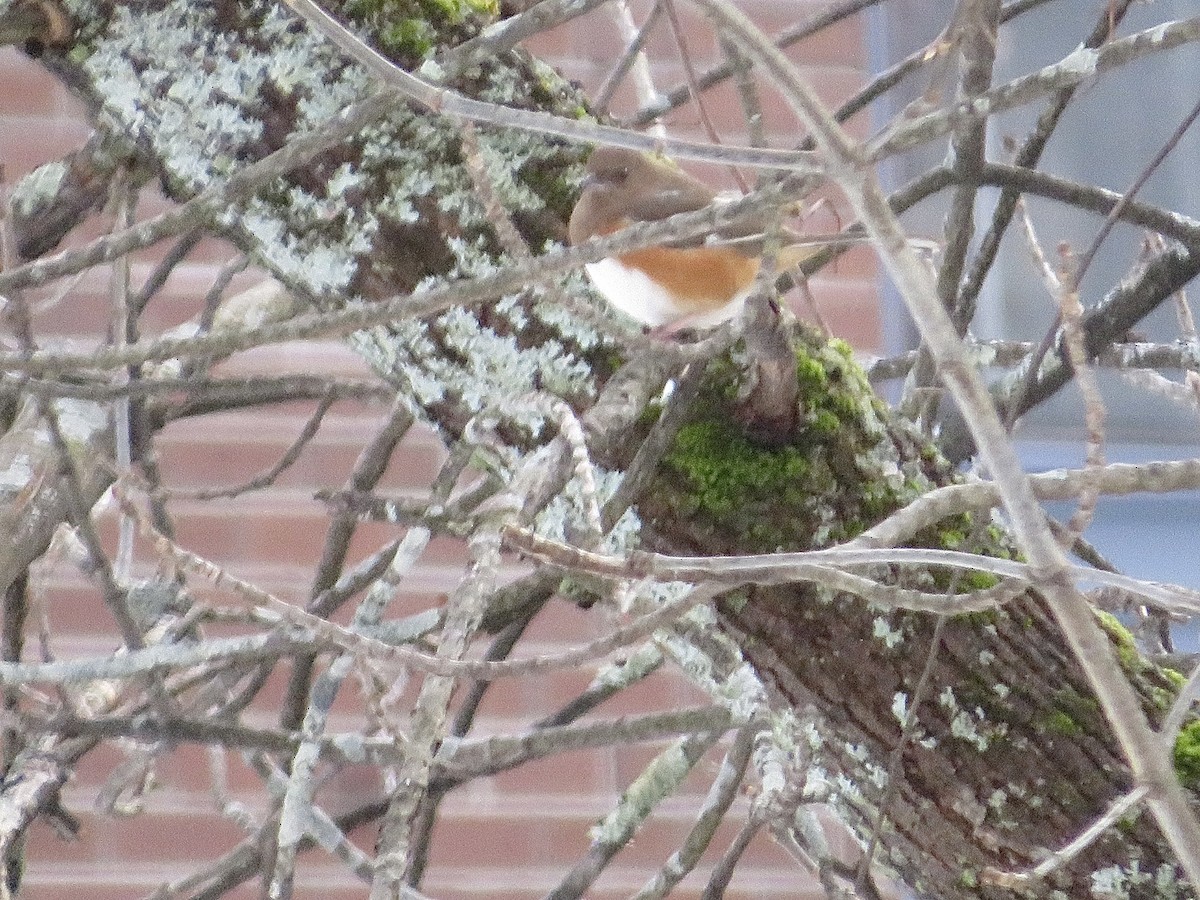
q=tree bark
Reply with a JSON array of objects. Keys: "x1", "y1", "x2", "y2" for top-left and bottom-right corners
[{"x1": 0, "y1": 1, "x2": 1195, "y2": 897}]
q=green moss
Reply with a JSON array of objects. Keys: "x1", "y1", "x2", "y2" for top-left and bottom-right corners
[
  {"x1": 792, "y1": 340, "x2": 879, "y2": 444},
  {"x1": 1095, "y1": 610, "x2": 1140, "y2": 672},
  {"x1": 648, "y1": 334, "x2": 930, "y2": 552},
  {"x1": 1091, "y1": 611, "x2": 1182, "y2": 716},
  {"x1": 521, "y1": 160, "x2": 583, "y2": 231},
  {"x1": 1057, "y1": 687, "x2": 1100, "y2": 719},
  {"x1": 350, "y1": 0, "x2": 498, "y2": 22},
  {"x1": 1163, "y1": 667, "x2": 1187, "y2": 690},
  {"x1": 908, "y1": 512, "x2": 1004, "y2": 594},
  {"x1": 721, "y1": 589, "x2": 750, "y2": 615},
  {"x1": 960, "y1": 570, "x2": 1001, "y2": 591},
  {"x1": 794, "y1": 350, "x2": 829, "y2": 392},
  {"x1": 346, "y1": 0, "x2": 499, "y2": 63},
  {"x1": 954, "y1": 608, "x2": 1001, "y2": 628},
  {"x1": 637, "y1": 399, "x2": 665, "y2": 429},
  {"x1": 1037, "y1": 687, "x2": 1102, "y2": 740},
  {"x1": 1115, "y1": 809, "x2": 1142, "y2": 834},
  {"x1": 383, "y1": 18, "x2": 436, "y2": 57},
  {"x1": 810, "y1": 408, "x2": 840, "y2": 435},
  {"x1": 1151, "y1": 686, "x2": 1178, "y2": 714},
  {"x1": 664, "y1": 417, "x2": 815, "y2": 546},
  {"x1": 986, "y1": 524, "x2": 1016, "y2": 559},
  {"x1": 1173, "y1": 721, "x2": 1200, "y2": 788},
  {"x1": 939, "y1": 528, "x2": 966, "y2": 549},
  {"x1": 445, "y1": 0, "x2": 500, "y2": 17},
  {"x1": 1044, "y1": 710, "x2": 1082, "y2": 737}
]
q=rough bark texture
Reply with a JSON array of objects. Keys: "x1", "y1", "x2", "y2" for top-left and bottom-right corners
[
  {"x1": 638, "y1": 333, "x2": 1189, "y2": 897},
  {"x1": 1, "y1": 1, "x2": 1195, "y2": 897}
]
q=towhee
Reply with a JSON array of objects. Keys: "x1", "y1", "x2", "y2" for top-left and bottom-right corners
[{"x1": 569, "y1": 146, "x2": 839, "y2": 331}]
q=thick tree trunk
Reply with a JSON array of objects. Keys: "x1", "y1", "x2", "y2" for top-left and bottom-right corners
[
  {"x1": 0, "y1": 1, "x2": 1193, "y2": 897},
  {"x1": 636, "y1": 333, "x2": 1186, "y2": 896}
]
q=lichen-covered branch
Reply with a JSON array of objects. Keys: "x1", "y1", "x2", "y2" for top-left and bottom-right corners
[{"x1": 5, "y1": 2, "x2": 1200, "y2": 898}]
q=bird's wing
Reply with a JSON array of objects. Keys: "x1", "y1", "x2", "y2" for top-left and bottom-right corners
[{"x1": 620, "y1": 180, "x2": 717, "y2": 224}]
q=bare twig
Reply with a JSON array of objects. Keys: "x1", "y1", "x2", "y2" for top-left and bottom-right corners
[{"x1": 690, "y1": 0, "x2": 1200, "y2": 878}]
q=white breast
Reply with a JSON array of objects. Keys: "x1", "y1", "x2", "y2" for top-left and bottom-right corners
[{"x1": 584, "y1": 259, "x2": 749, "y2": 328}]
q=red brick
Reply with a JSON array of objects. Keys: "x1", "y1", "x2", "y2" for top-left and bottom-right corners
[
  {"x1": 0, "y1": 115, "x2": 91, "y2": 179},
  {"x1": 487, "y1": 743, "x2": 615, "y2": 796},
  {"x1": 7, "y1": 5, "x2": 876, "y2": 898},
  {"x1": 789, "y1": 275, "x2": 884, "y2": 352},
  {"x1": 0, "y1": 49, "x2": 79, "y2": 117},
  {"x1": 28, "y1": 260, "x2": 265, "y2": 337}
]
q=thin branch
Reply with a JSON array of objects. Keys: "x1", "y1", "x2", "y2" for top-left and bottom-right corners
[
  {"x1": 983, "y1": 786, "x2": 1149, "y2": 890},
  {"x1": 954, "y1": 0, "x2": 1135, "y2": 324},
  {"x1": 436, "y1": 706, "x2": 735, "y2": 783},
  {"x1": 0, "y1": 170, "x2": 819, "y2": 377},
  {"x1": 692, "y1": 0, "x2": 1200, "y2": 877},
  {"x1": 853, "y1": 458, "x2": 1200, "y2": 551},
  {"x1": 594, "y1": 1, "x2": 664, "y2": 114},
  {"x1": 544, "y1": 727, "x2": 727, "y2": 900},
  {"x1": 505, "y1": 525, "x2": 1200, "y2": 616},
  {"x1": 869, "y1": 16, "x2": 1200, "y2": 163},
  {"x1": 279, "y1": 0, "x2": 826, "y2": 173},
  {"x1": 171, "y1": 389, "x2": 338, "y2": 500},
  {"x1": 631, "y1": 723, "x2": 756, "y2": 900},
  {"x1": 902, "y1": 0, "x2": 1001, "y2": 424},
  {"x1": 630, "y1": 0, "x2": 889, "y2": 127}
]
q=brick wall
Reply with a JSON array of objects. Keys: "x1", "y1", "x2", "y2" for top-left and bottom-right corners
[{"x1": 7, "y1": 3, "x2": 879, "y2": 897}]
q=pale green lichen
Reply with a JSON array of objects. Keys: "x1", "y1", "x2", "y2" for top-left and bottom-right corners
[
  {"x1": 588, "y1": 644, "x2": 662, "y2": 693},
  {"x1": 938, "y1": 685, "x2": 1008, "y2": 752},
  {"x1": 939, "y1": 685, "x2": 959, "y2": 713},
  {"x1": 833, "y1": 772, "x2": 867, "y2": 806},
  {"x1": 52, "y1": 398, "x2": 110, "y2": 446},
  {"x1": 1091, "y1": 860, "x2": 1186, "y2": 900},
  {"x1": 802, "y1": 763, "x2": 832, "y2": 802},
  {"x1": 588, "y1": 736, "x2": 697, "y2": 845},
  {"x1": 9, "y1": 160, "x2": 68, "y2": 216},
  {"x1": 716, "y1": 663, "x2": 768, "y2": 721},
  {"x1": 873, "y1": 616, "x2": 905, "y2": 649},
  {"x1": 949, "y1": 707, "x2": 1007, "y2": 752},
  {"x1": 65, "y1": 0, "x2": 600, "y2": 453},
  {"x1": 864, "y1": 760, "x2": 889, "y2": 790},
  {"x1": 0, "y1": 455, "x2": 34, "y2": 494},
  {"x1": 799, "y1": 719, "x2": 823, "y2": 751},
  {"x1": 755, "y1": 735, "x2": 801, "y2": 802}
]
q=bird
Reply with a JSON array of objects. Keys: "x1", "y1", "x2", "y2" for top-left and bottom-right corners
[{"x1": 568, "y1": 146, "x2": 841, "y2": 332}]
